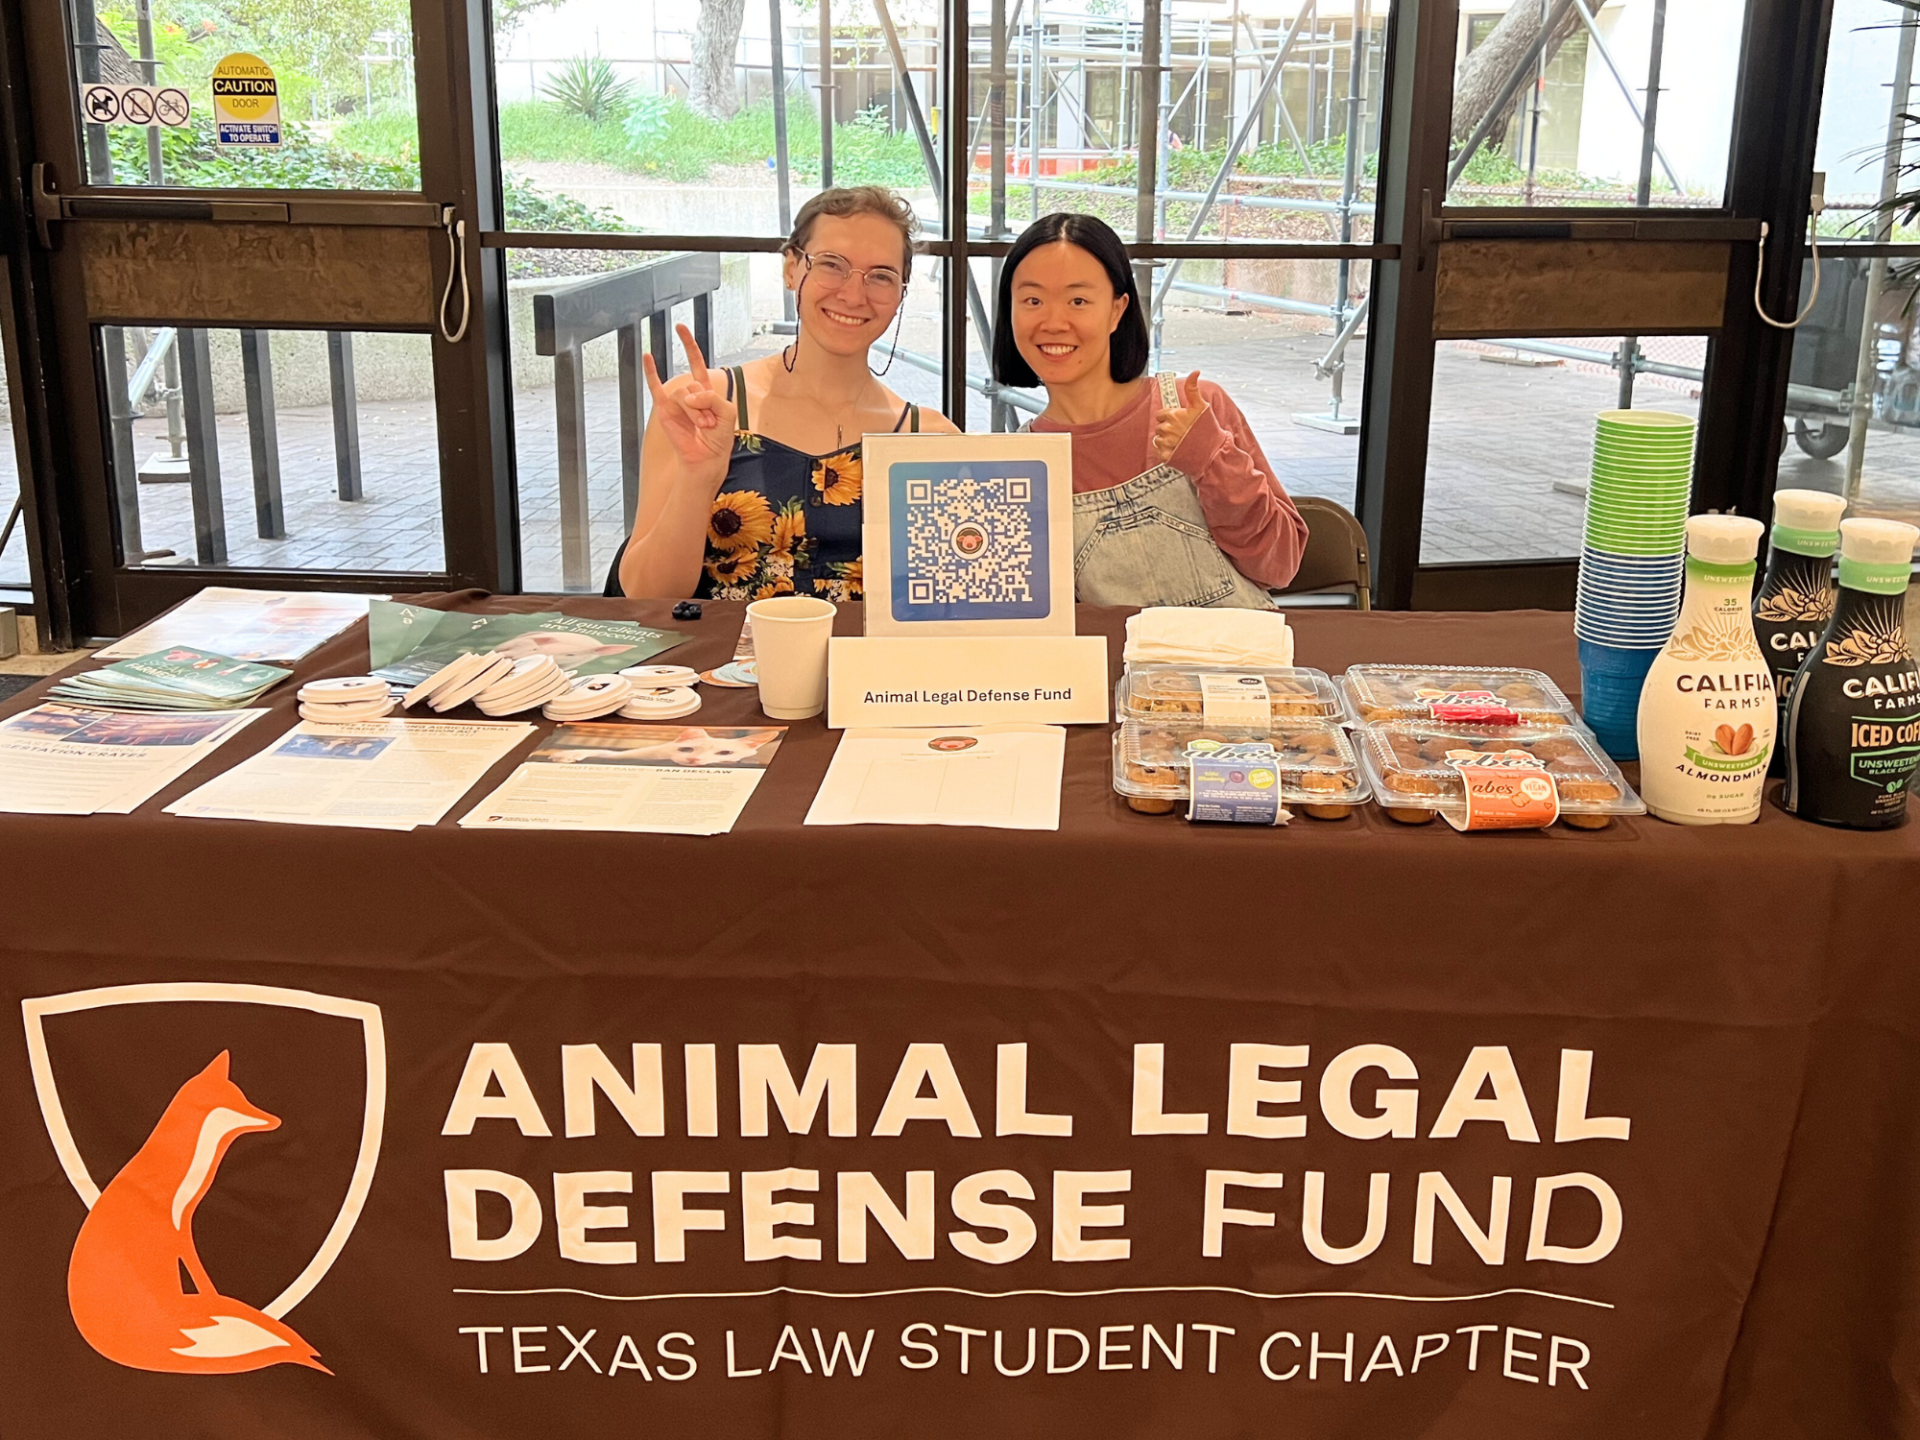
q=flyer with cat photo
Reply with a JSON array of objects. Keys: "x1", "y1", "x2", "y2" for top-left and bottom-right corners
[{"x1": 458, "y1": 724, "x2": 786, "y2": 835}]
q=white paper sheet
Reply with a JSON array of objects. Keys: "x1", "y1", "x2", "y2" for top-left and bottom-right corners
[
  {"x1": 95, "y1": 588, "x2": 380, "y2": 662},
  {"x1": 164, "y1": 718, "x2": 533, "y2": 830},
  {"x1": 0, "y1": 704, "x2": 266, "y2": 815},
  {"x1": 458, "y1": 722, "x2": 786, "y2": 835},
  {"x1": 804, "y1": 724, "x2": 1065, "y2": 830},
  {"x1": 461, "y1": 763, "x2": 766, "y2": 835}
]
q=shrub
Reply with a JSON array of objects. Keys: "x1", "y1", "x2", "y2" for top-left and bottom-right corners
[
  {"x1": 620, "y1": 92, "x2": 673, "y2": 152},
  {"x1": 539, "y1": 55, "x2": 634, "y2": 123},
  {"x1": 824, "y1": 105, "x2": 926, "y2": 187},
  {"x1": 108, "y1": 114, "x2": 417, "y2": 188},
  {"x1": 501, "y1": 173, "x2": 626, "y2": 232}
]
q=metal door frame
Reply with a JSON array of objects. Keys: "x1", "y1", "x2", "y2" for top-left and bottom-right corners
[{"x1": 6, "y1": 0, "x2": 515, "y2": 646}]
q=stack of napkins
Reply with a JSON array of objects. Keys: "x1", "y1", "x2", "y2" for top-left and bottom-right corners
[
  {"x1": 1121, "y1": 606, "x2": 1295, "y2": 667},
  {"x1": 50, "y1": 646, "x2": 292, "y2": 712}
]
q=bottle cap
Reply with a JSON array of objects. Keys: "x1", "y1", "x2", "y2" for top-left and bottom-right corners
[
  {"x1": 1770, "y1": 490, "x2": 1846, "y2": 556},
  {"x1": 1838, "y1": 518, "x2": 1919, "y2": 596},
  {"x1": 1685, "y1": 514, "x2": 1764, "y2": 566},
  {"x1": 1840, "y1": 517, "x2": 1919, "y2": 566}
]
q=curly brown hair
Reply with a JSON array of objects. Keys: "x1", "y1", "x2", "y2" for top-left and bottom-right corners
[{"x1": 785, "y1": 185, "x2": 920, "y2": 282}]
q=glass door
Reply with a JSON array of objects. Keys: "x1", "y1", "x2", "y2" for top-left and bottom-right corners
[{"x1": 15, "y1": 0, "x2": 510, "y2": 641}]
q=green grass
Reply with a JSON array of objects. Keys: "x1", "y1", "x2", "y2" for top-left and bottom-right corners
[
  {"x1": 498, "y1": 102, "x2": 646, "y2": 170},
  {"x1": 331, "y1": 111, "x2": 421, "y2": 167},
  {"x1": 494, "y1": 97, "x2": 927, "y2": 187}
]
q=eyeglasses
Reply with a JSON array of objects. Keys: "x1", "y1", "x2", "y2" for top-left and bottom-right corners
[{"x1": 800, "y1": 251, "x2": 906, "y2": 301}]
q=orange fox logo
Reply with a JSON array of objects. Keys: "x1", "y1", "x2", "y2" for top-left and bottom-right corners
[{"x1": 66, "y1": 1051, "x2": 330, "y2": 1374}]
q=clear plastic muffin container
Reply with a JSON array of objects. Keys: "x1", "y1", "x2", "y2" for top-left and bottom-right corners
[
  {"x1": 1112, "y1": 717, "x2": 1371, "y2": 820},
  {"x1": 1340, "y1": 664, "x2": 1577, "y2": 727},
  {"x1": 1118, "y1": 665, "x2": 1345, "y2": 726},
  {"x1": 1354, "y1": 721, "x2": 1645, "y2": 829}
]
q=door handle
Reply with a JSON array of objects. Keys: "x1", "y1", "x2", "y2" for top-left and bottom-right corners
[{"x1": 30, "y1": 164, "x2": 60, "y2": 250}]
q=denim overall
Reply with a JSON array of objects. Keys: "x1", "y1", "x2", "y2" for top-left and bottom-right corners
[{"x1": 1032, "y1": 373, "x2": 1275, "y2": 610}]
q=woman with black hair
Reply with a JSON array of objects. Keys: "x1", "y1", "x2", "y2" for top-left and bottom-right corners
[{"x1": 995, "y1": 212, "x2": 1307, "y2": 608}]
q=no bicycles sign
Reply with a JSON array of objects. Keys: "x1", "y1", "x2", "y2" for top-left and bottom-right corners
[
  {"x1": 81, "y1": 83, "x2": 191, "y2": 129},
  {"x1": 211, "y1": 52, "x2": 281, "y2": 147}
]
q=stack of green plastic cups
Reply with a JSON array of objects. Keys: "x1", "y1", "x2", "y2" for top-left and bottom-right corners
[{"x1": 1575, "y1": 409, "x2": 1696, "y2": 758}]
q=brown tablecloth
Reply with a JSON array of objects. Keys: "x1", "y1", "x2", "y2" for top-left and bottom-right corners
[{"x1": 1, "y1": 597, "x2": 1914, "y2": 1440}]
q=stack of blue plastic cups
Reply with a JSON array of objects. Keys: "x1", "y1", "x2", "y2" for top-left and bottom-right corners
[{"x1": 1574, "y1": 409, "x2": 1694, "y2": 759}]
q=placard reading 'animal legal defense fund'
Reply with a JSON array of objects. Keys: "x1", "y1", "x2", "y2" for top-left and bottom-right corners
[{"x1": 0, "y1": 966, "x2": 1782, "y2": 1440}]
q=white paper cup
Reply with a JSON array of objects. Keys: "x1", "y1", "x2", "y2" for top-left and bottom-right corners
[{"x1": 746, "y1": 595, "x2": 836, "y2": 719}]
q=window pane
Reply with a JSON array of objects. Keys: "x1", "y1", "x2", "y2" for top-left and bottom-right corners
[
  {"x1": 507, "y1": 248, "x2": 946, "y2": 593},
  {"x1": 493, "y1": 1, "x2": 942, "y2": 238},
  {"x1": 73, "y1": 1, "x2": 419, "y2": 188},
  {"x1": 1770, "y1": 262, "x2": 1920, "y2": 532},
  {"x1": 969, "y1": 253, "x2": 1366, "y2": 512},
  {"x1": 1420, "y1": 334, "x2": 1706, "y2": 562},
  {"x1": 1769, "y1": 4, "x2": 1919, "y2": 536},
  {"x1": 99, "y1": 326, "x2": 444, "y2": 572},
  {"x1": 0, "y1": 338, "x2": 25, "y2": 589},
  {"x1": 1446, "y1": 1, "x2": 1741, "y2": 209},
  {"x1": 972, "y1": 0, "x2": 1392, "y2": 245},
  {"x1": 1818, "y1": 0, "x2": 1910, "y2": 235}
]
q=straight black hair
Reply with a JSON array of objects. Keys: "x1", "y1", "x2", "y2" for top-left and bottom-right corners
[{"x1": 992, "y1": 213, "x2": 1151, "y2": 389}]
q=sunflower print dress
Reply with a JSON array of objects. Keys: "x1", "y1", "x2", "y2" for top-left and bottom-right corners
[{"x1": 695, "y1": 367, "x2": 919, "y2": 603}]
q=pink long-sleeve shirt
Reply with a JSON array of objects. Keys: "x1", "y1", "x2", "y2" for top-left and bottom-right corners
[{"x1": 1030, "y1": 378, "x2": 1309, "y2": 589}]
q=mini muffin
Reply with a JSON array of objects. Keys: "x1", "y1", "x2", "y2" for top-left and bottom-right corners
[
  {"x1": 1385, "y1": 771, "x2": 1445, "y2": 796},
  {"x1": 1135, "y1": 673, "x2": 1204, "y2": 716},
  {"x1": 1297, "y1": 767, "x2": 1353, "y2": 820},
  {"x1": 1127, "y1": 795, "x2": 1179, "y2": 815},
  {"x1": 1529, "y1": 736, "x2": 1589, "y2": 762},
  {"x1": 1554, "y1": 776, "x2": 1620, "y2": 803}
]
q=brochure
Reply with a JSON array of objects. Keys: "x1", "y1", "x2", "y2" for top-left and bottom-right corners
[
  {"x1": 369, "y1": 602, "x2": 685, "y2": 686},
  {"x1": 803, "y1": 724, "x2": 1066, "y2": 830},
  {"x1": 165, "y1": 718, "x2": 535, "y2": 831},
  {"x1": 0, "y1": 703, "x2": 266, "y2": 815},
  {"x1": 48, "y1": 647, "x2": 290, "y2": 712},
  {"x1": 460, "y1": 723, "x2": 785, "y2": 835},
  {"x1": 94, "y1": 589, "x2": 379, "y2": 663}
]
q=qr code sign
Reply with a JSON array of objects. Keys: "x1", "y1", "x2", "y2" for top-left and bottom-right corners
[{"x1": 888, "y1": 461, "x2": 1052, "y2": 622}]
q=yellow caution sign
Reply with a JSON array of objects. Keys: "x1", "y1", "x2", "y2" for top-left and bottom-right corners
[{"x1": 211, "y1": 52, "x2": 281, "y2": 148}]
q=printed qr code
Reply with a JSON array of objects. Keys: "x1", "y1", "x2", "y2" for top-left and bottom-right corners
[{"x1": 887, "y1": 461, "x2": 1052, "y2": 622}]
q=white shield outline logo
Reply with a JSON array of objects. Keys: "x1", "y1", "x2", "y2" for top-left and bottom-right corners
[{"x1": 22, "y1": 981, "x2": 386, "y2": 1321}]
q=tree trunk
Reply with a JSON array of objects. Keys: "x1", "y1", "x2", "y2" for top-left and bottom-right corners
[
  {"x1": 689, "y1": 0, "x2": 749, "y2": 120},
  {"x1": 1451, "y1": 1, "x2": 1598, "y2": 148}
]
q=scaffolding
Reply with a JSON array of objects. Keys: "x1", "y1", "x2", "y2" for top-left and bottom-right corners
[
  {"x1": 528, "y1": 0, "x2": 1710, "y2": 432},
  {"x1": 859, "y1": 0, "x2": 1395, "y2": 429},
  {"x1": 787, "y1": 0, "x2": 1691, "y2": 431}
]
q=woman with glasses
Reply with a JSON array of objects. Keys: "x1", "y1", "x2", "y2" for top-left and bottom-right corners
[
  {"x1": 619, "y1": 185, "x2": 958, "y2": 602},
  {"x1": 995, "y1": 212, "x2": 1307, "y2": 608}
]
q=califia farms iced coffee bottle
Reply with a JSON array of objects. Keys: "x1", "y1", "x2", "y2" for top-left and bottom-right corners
[
  {"x1": 1637, "y1": 515, "x2": 1775, "y2": 825},
  {"x1": 1780, "y1": 518, "x2": 1920, "y2": 830},
  {"x1": 1752, "y1": 489, "x2": 1845, "y2": 777}
]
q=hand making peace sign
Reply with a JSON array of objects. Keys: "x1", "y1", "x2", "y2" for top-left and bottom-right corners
[
  {"x1": 642, "y1": 324, "x2": 735, "y2": 469},
  {"x1": 1151, "y1": 370, "x2": 1210, "y2": 465}
]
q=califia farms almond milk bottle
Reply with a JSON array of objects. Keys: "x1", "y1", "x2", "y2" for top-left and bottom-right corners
[{"x1": 1636, "y1": 514, "x2": 1775, "y2": 824}]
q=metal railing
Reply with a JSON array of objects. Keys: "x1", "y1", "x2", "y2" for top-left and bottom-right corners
[
  {"x1": 531, "y1": 251, "x2": 724, "y2": 591},
  {"x1": 107, "y1": 326, "x2": 370, "y2": 567}
]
